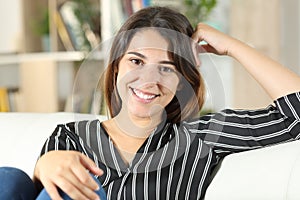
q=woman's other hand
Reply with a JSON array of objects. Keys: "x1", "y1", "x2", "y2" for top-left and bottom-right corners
[
  {"x1": 192, "y1": 23, "x2": 236, "y2": 56},
  {"x1": 34, "y1": 150, "x2": 103, "y2": 200}
]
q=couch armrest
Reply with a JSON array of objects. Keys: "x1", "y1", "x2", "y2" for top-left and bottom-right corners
[{"x1": 205, "y1": 140, "x2": 300, "y2": 200}]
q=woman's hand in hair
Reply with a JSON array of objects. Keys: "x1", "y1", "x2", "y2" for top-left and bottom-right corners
[
  {"x1": 192, "y1": 23, "x2": 237, "y2": 56},
  {"x1": 33, "y1": 150, "x2": 103, "y2": 200}
]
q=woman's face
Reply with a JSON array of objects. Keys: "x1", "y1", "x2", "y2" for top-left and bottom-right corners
[{"x1": 116, "y1": 29, "x2": 180, "y2": 120}]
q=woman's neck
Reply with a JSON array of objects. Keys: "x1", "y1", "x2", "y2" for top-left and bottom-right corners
[
  {"x1": 102, "y1": 109, "x2": 165, "y2": 165},
  {"x1": 113, "y1": 109, "x2": 162, "y2": 139}
]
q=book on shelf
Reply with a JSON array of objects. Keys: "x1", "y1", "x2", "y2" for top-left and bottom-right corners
[
  {"x1": 54, "y1": 1, "x2": 101, "y2": 52},
  {"x1": 64, "y1": 89, "x2": 106, "y2": 115},
  {"x1": 0, "y1": 88, "x2": 9, "y2": 112},
  {"x1": 53, "y1": 9, "x2": 74, "y2": 51},
  {"x1": 121, "y1": 0, "x2": 152, "y2": 17},
  {"x1": 0, "y1": 87, "x2": 19, "y2": 112}
]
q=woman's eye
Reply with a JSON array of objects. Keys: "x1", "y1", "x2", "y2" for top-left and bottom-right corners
[
  {"x1": 159, "y1": 66, "x2": 176, "y2": 73},
  {"x1": 130, "y1": 58, "x2": 144, "y2": 66}
]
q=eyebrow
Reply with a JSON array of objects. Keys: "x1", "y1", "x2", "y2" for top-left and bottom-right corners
[{"x1": 127, "y1": 51, "x2": 176, "y2": 66}]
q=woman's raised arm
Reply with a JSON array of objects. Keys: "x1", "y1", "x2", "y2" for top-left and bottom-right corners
[{"x1": 192, "y1": 23, "x2": 300, "y2": 100}]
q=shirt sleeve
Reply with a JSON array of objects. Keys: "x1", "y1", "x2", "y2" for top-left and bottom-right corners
[
  {"x1": 39, "y1": 123, "x2": 79, "y2": 157},
  {"x1": 185, "y1": 92, "x2": 300, "y2": 156}
]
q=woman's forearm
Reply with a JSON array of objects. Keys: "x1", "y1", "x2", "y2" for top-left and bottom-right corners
[{"x1": 228, "y1": 38, "x2": 300, "y2": 100}]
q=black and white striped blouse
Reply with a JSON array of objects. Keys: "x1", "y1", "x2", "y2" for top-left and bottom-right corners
[{"x1": 40, "y1": 92, "x2": 300, "y2": 200}]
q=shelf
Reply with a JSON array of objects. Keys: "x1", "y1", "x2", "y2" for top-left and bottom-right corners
[
  {"x1": 0, "y1": 51, "x2": 86, "y2": 65},
  {"x1": 0, "y1": 50, "x2": 106, "y2": 66}
]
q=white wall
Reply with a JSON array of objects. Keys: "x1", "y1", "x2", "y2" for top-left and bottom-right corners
[
  {"x1": 280, "y1": 0, "x2": 300, "y2": 75},
  {"x1": 0, "y1": 0, "x2": 23, "y2": 53},
  {"x1": 204, "y1": 0, "x2": 233, "y2": 109}
]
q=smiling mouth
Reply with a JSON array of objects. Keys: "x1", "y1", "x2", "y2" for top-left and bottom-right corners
[{"x1": 130, "y1": 87, "x2": 160, "y2": 101}]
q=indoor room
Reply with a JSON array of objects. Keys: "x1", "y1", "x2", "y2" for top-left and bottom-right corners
[{"x1": 0, "y1": 0, "x2": 300, "y2": 199}]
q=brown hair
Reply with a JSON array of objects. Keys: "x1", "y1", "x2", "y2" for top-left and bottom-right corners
[{"x1": 104, "y1": 6, "x2": 205, "y2": 123}]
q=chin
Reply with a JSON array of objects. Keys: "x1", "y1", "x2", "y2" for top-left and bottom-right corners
[{"x1": 128, "y1": 105, "x2": 164, "y2": 120}]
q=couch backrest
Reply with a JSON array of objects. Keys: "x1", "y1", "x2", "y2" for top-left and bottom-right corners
[{"x1": 0, "y1": 112, "x2": 107, "y2": 176}]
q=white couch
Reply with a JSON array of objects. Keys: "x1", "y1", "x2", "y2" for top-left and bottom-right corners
[{"x1": 0, "y1": 112, "x2": 300, "y2": 200}]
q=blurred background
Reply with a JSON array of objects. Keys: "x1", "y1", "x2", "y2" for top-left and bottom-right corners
[{"x1": 0, "y1": 0, "x2": 299, "y2": 114}]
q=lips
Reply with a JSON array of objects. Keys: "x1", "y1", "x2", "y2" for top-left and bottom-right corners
[{"x1": 130, "y1": 87, "x2": 159, "y2": 102}]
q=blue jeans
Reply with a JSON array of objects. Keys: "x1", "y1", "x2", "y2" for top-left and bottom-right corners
[
  {"x1": 0, "y1": 167, "x2": 36, "y2": 200},
  {"x1": 0, "y1": 167, "x2": 107, "y2": 200}
]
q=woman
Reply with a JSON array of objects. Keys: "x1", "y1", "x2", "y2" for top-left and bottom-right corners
[{"x1": 2, "y1": 6, "x2": 300, "y2": 200}]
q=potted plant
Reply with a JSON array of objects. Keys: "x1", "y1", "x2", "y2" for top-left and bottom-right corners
[
  {"x1": 31, "y1": 7, "x2": 50, "y2": 51},
  {"x1": 184, "y1": 0, "x2": 217, "y2": 27}
]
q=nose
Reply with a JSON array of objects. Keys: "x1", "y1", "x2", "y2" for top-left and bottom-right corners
[{"x1": 138, "y1": 64, "x2": 162, "y2": 85}]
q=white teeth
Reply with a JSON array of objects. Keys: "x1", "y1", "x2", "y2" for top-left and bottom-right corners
[{"x1": 133, "y1": 88, "x2": 156, "y2": 100}]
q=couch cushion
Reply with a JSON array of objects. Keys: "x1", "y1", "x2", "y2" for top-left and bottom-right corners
[{"x1": 204, "y1": 140, "x2": 300, "y2": 200}]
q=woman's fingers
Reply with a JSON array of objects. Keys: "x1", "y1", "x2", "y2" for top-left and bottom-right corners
[
  {"x1": 71, "y1": 161, "x2": 100, "y2": 191},
  {"x1": 79, "y1": 153, "x2": 103, "y2": 177},
  {"x1": 55, "y1": 153, "x2": 101, "y2": 199},
  {"x1": 41, "y1": 180, "x2": 63, "y2": 200},
  {"x1": 40, "y1": 161, "x2": 100, "y2": 200},
  {"x1": 191, "y1": 23, "x2": 205, "y2": 43},
  {"x1": 198, "y1": 44, "x2": 219, "y2": 55},
  {"x1": 55, "y1": 173, "x2": 100, "y2": 200},
  {"x1": 34, "y1": 151, "x2": 103, "y2": 200},
  {"x1": 192, "y1": 23, "x2": 233, "y2": 56}
]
